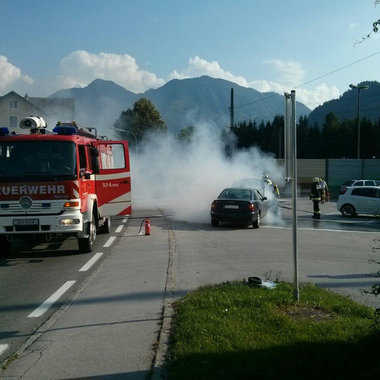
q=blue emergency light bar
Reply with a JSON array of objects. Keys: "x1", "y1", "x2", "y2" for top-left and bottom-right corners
[
  {"x1": 53, "y1": 125, "x2": 78, "y2": 135},
  {"x1": 0, "y1": 127, "x2": 10, "y2": 136},
  {"x1": 52, "y1": 121, "x2": 97, "y2": 138}
]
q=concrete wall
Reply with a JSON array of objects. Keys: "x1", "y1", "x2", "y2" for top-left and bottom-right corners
[{"x1": 275, "y1": 158, "x2": 380, "y2": 199}]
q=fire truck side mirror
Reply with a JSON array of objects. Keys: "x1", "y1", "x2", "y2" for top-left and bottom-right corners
[{"x1": 79, "y1": 170, "x2": 91, "y2": 179}]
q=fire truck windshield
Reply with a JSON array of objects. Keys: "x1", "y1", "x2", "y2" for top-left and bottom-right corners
[{"x1": 0, "y1": 141, "x2": 77, "y2": 181}]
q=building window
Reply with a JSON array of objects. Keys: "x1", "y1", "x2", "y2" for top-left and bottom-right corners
[
  {"x1": 10, "y1": 116, "x2": 17, "y2": 129},
  {"x1": 9, "y1": 99, "x2": 18, "y2": 108}
]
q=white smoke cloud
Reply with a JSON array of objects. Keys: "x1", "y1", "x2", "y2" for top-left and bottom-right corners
[
  {"x1": 57, "y1": 50, "x2": 165, "y2": 93},
  {"x1": 132, "y1": 124, "x2": 284, "y2": 224},
  {"x1": 0, "y1": 56, "x2": 33, "y2": 95}
]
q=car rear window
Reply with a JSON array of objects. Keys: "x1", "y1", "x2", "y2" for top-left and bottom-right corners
[{"x1": 219, "y1": 189, "x2": 252, "y2": 200}]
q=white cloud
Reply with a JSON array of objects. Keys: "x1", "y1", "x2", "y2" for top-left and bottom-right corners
[
  {"x1": 294, "y1": 84, "x2": 340, "y2": 110},
  {"x1": 0, "y1": 52, "x2": 339, "y2": 110},
  {"x1": 256, "y1": 59, "x2": 340, "y2": 109},
  {"x1": 248, "y1": 79, "x2": 340, "y2": 110},
  {"x1": 57, "y1": 50, "x2": 165, "y2": 93},
  {"x1": 263, "y1": 59, "x2": 306, "y2": 86},
  {"x1": 170, "y1": 56, "x2": 339, "y2": 109},
  {"x1": 169, "y1": 56, "x2": 250, "y2": 87},
  {"x1": 0, "y1": 56, "x2": 33, "y2": 95}
]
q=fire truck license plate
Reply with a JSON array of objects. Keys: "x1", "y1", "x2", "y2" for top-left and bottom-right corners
[{"x1": 13, "y1": 219, "x2": 39, "y2": 226}]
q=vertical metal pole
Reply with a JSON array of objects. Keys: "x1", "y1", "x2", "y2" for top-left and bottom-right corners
[
  {"x1": 291, "y1": 90, "x2": 299, "y2": 302},
  {"x1": 357, "y1": 88, "x2": 361, "y2": 159},
  {"x1": 284, "y1": 93, "x2": 292, "y2": 181}
]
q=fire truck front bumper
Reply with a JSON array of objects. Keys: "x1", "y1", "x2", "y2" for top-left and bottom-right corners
[{"x1": 0, "y1": 212, "x2": 84, "y2": 236}]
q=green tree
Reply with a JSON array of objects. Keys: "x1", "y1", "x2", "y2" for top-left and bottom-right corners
[
  {"x1": 114, "y1": 98, "x2": 167, "y2": 145},
  {"x1": 297, "y1": 115, "x2": 310, "y2": 158},
  {"x1": 322, "y1": 112, "x2": 340, "y2": 158},
  {"x1": 177, "y1": 126, "x2": 195, "y2": 144}
]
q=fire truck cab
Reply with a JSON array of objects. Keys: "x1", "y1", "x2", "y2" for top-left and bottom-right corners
[{"x1": 0, "y1": 117, "x2": 131, "y2": 254}]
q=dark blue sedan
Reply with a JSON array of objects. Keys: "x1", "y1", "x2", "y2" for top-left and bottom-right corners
[{"x1": 210, "y1": 187, "x2": 268, "y2": 228}]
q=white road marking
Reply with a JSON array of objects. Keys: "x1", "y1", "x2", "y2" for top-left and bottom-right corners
[
  {"x1": 115, "y1": 225, "x2": 123, "y2": 233},
  {"x1": 28, "y1": 281, "x2": 76, "y2": 318},
  {"x1": 262, "y1": 225, "x2": 379, "y2": 234},
  {"x1": 103, "y1": 236, "x2": 116, "y2": 247},
  {"x1": 0, "y1": 344, "x2": 9, "y2": 356},
  {"x1": 79, "y1": 252, "x2": 104, "y2": 272},
  {"x1": 122, "y1": 217, "x2": 128, "y2": 223}
]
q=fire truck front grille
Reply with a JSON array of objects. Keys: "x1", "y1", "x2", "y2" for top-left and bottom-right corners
[
  {"x1": 14, "y1": 225, "x2": 40, "y2": 232},
  {"x1": 0, "y1": 200, "x2": 65, "y2": 215}
]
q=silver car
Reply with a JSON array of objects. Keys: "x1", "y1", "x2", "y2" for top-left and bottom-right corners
[
  {"x1": 337, "y1": 186, "x2": 380, "y2": 217},
  {"x1": 339, "y1": 179, "x2": 380, "y2": 194}
]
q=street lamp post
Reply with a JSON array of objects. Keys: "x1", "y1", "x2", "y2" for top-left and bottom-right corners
[
  {"x1": 349, "y1": 83, "x2": 369, "y2": 159},
  {"x1": 111, "y1": 127, "x2": 138, "y2": 155}
]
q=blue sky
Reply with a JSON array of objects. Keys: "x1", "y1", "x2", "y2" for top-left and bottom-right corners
[{"x1": 0, "y1": 0, "x2": 379, "y2": 109}]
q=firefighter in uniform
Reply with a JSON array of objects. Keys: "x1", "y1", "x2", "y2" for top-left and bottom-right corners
[
  {"x1": 310, "y1": 177, "x2": 322, "y2": 219},
  {"x1": 263, "y1": 173, "x2": 280, "y2": 198},
  {"x1": 319, "y1": 177, "x2": 329, "y2": 203}
]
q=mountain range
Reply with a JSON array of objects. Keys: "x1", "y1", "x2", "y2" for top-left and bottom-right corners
[
  {"x1": 50, "y1": 76, "x2": 380, "y2": 138},
  {"x1": 307, "y1": 80, "x2": 380, "y2": 127},
  {"x1": 50, "y1": 76, "x2": 310, "y2": 137}
]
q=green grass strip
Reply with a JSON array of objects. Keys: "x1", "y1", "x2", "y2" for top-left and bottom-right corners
[{"x1": 166, "y1": 282, "x2": 380, "y2": 379}]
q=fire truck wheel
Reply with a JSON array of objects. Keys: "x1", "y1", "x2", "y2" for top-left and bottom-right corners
[
  {"x1": 99, "y1": 217, "x2": 111, "y2": 234},
  {"x1": 78, "y1": 219, "x2": 96, "y2": 253}
]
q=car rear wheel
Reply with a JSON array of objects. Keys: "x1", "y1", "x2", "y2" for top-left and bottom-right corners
[
  {"x1": 211, "y1": 218, "x2": 219, "y2": 227},
  {"x1": 341, "y1": 204, "x2": 356, "y2": 217},
  {"x1": 252, "y1": 213, "x2": 260, "y2": 229}
]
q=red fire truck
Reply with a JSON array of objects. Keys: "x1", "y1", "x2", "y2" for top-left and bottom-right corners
[{"x1": 0, "y1": 116, "x2": 131, "y2": 254}]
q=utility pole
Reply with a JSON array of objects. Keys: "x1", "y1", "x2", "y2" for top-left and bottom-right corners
[{"x1": 230, "y1": 88, "x2": 234, "y2": 129}]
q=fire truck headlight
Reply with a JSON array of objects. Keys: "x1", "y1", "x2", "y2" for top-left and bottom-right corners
[{"x1": 60, "y1": 218, "x2": 81, "y2": 226}]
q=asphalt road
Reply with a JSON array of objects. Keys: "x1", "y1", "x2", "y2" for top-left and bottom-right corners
[{"x1": 0, "y1": 198, "x2": 379, "y2": 379}]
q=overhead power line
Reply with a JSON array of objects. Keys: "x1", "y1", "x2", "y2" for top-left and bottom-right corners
[{"x1": 233, "y1": 49, "x2": 380, "y2": 111}]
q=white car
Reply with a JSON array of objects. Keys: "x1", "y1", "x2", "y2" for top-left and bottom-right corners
[
  {"x1": 339, "y1": 179, "x2": 380, "y2": 194},
  {"x1": 337, "y1": 186, "x2": 380, "y2": 217}
]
